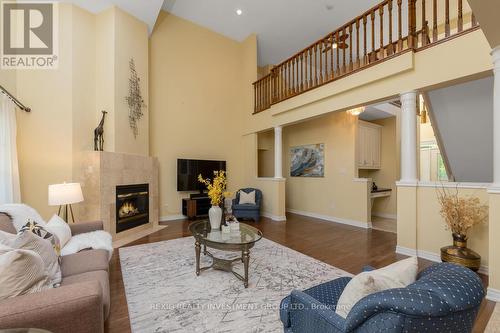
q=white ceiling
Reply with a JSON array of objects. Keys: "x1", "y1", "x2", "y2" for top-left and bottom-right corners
[
  {"x1": 162, "y1": 0, "x2": 381, "y2": 66},
  {"x1": 359, "y1": 103, "x2": 399, "y2": 121},
  {"x1": 60, "y1": 0, "x2": 164, "y2": 34}
]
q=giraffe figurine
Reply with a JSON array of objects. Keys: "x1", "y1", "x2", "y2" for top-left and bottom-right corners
[{"x1": 94, "y1": 110, "x2": 108, "y2": 151}]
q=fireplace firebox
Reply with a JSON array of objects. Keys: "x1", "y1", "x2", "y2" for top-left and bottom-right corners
[{"x1": 116, "y1": 184, "x2": 149, "y2": 233}]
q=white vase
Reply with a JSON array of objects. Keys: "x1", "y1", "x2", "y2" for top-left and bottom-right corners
[{"x1": 209, "y1": 205, "x2": 222, "y2": 230}]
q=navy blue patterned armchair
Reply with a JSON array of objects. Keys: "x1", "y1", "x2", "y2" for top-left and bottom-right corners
[
  {"x1": 231, "y1": 188, "x2": 262, "y2": 221},
  {"x1": 280, "y1": 263, "x2": 484, "y2": 333}
]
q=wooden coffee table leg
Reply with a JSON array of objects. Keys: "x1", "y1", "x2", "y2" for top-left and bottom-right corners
[
  {"x1": 195, "y1": 240, "x2": 201, "y2": 276},
  {"x1": 242, "y1": 249, "x2": 250, "y2": 288}
]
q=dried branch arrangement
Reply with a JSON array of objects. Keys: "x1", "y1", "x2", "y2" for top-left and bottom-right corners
[{"x1": 436, "y1": 186, "x2": 488, "y2": 236}]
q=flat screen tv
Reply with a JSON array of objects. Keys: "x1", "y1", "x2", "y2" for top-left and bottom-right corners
[{"x1": 177, "y1": 159, "x2": 226, "y2": 192}]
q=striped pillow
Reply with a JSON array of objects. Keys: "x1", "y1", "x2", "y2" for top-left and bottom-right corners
[
  {"x1": 14, "y1": 225, "x2": 62, "y2": 287},
  {"x1": 0, "y1": 244, "x2": 51, "y2": 300}
]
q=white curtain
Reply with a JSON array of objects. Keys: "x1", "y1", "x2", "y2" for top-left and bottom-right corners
[{"x1": 0, "y1": 94, "x2": 21, "y2": 203}]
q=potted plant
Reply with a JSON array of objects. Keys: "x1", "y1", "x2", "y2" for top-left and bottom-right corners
[
  {"x1": 437, "y1": 186, "x2": 488, "y2": 271},
  {"x1": 198, "y1": 171, "x2": 231, "y2": 230}
]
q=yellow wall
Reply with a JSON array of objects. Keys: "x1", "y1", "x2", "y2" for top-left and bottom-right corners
[
  {"x1": 398, "y1": 184, "x2": 489, "y2": 268},
  {"x1": 114, "y1": 8, "x2": 149, "y2": 155},
  {"x1": 257, "y1": 130, "x2": 274, "y2": 178},
  {"x1": 13, "y1": 4, "x2": 74, "y2": 218},
  {"x1": 359, "y1": 117, "x2": 398, "y2": 217},
  {"x1": 0, "y1": 4, "x2": 150, "y2": 219},
  {"x1": 282, "y1": 112, "x2": 370, "y2": 224},
  {"x1": 149, "y1": 12, "x2": 257, "y2": 219}
]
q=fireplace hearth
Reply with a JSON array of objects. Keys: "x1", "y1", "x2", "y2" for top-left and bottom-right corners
[{"x1": 116, "y1": 184, "x2": 149, "y2": 233}]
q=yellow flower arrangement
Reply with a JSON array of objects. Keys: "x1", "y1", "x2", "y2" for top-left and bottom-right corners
[{"x1": 198, "y1": 170, "x2": 232, "y2": 206}]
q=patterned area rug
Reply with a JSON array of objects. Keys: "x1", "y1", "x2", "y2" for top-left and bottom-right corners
[{"x1": 119, "y1": 236, "x2": 351, "y2": 333}]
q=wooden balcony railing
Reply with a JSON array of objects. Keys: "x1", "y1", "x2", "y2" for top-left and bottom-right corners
[{"x1": 253, "y1": 0, "x2": 479, "y2": 114}]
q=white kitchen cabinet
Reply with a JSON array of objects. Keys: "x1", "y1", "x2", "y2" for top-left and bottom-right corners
[{"x1": 357, "y1": 120, "x2": 382, "y2": 169}]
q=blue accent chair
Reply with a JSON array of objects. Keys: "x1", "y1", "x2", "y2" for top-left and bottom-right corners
[
  {"x1": 231, "y1": 188, "x2": 262, "y2": 222},
  {"x1": 280, "y1": 263, "x2": 485, "y2": 333}
]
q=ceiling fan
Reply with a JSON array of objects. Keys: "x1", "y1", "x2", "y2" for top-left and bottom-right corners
[{"x1": 322, "y1": 34, "x2": 349, "y2": 53}]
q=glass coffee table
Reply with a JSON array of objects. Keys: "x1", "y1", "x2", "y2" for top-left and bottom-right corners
[{"x1": 189, "y1": 220, "x2": 262, "y2": 288}]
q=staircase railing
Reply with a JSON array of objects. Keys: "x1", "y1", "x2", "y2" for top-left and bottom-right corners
[{"x1": 253, "y1": 0, "x2": 479, "y2": 114}]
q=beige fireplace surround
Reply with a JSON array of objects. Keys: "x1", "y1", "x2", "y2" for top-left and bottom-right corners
[{"x1": 77, "y1": 151, "x2": 161, "y2": 243}]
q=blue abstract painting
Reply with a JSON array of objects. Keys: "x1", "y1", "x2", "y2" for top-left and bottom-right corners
[{"x1": 290, "y1": 144, "x2": 324, "y2": 177}]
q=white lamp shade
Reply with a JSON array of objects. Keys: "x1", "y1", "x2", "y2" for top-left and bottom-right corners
[{"x1": 48, "y1": 183, "x2": 84, "y2": 206}]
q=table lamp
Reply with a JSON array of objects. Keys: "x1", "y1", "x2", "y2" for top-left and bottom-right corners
[{"x1": 48, "y1": 182, "x2": 84, "y2": 223}]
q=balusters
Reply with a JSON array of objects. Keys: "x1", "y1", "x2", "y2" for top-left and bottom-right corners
[
  {"x1": 408, "y1": 0, "x2": 417, "y2": 49},
  {"x1": 371, "y1": 10, "x2": 376, "y2": 62},
  {"x1": 318, "y1": 42, "x2": 323, "y2": 83},
  {"x1": 421, "y1": 0, "x2": 428, "y2": 46},
  {"x1": 292, "y1": 58, "x2": 296, "y2": 94},
  {"x1": 457, "y1": 0, "x2": 463, "y2": 32},
  {"x1": 342, "y1": 27, "x2": 347, "y2": 72},
  {"x1": 330, "y1": 34, "x2": 335, "y2": 79},
  {"x1": 379, "y1": 5, "x2": 384, "y2": 60},
  {"x1": 309, "y1": 47, "x2": 313, "y2": 88},
  {"x1": 295, "y1": 56, "x2": 299, "y2": 92},
  {"x1": 445, "y1": 0, "x2": 450, "y2": 37},
  {"x1": 336, "y1": 30, "x2": 341, "y2": 74},
  {"x1": 356, "y1": 19, "x2": 360, "y2": 68},
  {"x1": 300, "y1": 53, "x2": 303, "y2": 92},
  {"x1": 433, "y1": 0, "x2": 438, "y2": 42},
  {"x1": 349, "y1": 24, "x2": 353, "y2": 71},
  {"x1": 397, "y1": 0, "x2": 403, "y2": 51},
  {"x1": 387, "y1": 0, "x2": 394, "y2": 55},
  {"x1": 363, "y1": 16, "x2": 368, "y2": 65},
  {"x1": 314, "y1": 43, "x2": 318, "y2": 86},
  {"x1": 324, "y1": 39, "x2": 328, "y2": 81}
]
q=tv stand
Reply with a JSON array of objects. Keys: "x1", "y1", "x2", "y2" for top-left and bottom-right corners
[
  {"x1": 182, "y1": 196, "x2": 210, "y2": 219},
  {"x1": 190, "y1": 192, "x2": 207, "y2": 199}
]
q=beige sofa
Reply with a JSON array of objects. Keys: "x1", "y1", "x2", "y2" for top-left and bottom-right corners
[{"x1": 0, "y1": 213, "x2": 110, "y2": 333}]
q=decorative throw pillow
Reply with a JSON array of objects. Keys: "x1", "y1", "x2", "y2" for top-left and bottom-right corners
[
  {"x1": 335, "y1": 257, "x2": 418, "y2": 318},
  {"x1": 19, "y1": 219, "x2": 61, "y2": 256},
  {"x1": 14, "y1": 227, "x2": 62, "y2": 287},
  {"x1": 0, "y1": 244, "x2": 51, "y2": 300},
  {"x1": 239, "y1": 190, "x2": 256, "y2": 205},
  {"x1": 0, "y1": 204, "x2": 46, "y2": 231},
  {"x1": 46, "y1": 214, "x2": 72, "y2": 248}
]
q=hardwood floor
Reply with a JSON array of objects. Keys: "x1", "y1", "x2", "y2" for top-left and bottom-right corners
[{"x1": 105, "y1": 213, "x2": 495, "y2": 333}]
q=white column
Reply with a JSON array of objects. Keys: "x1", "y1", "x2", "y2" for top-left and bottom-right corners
[
  {"x1": 492, "y1": 46, "x2": 500, "y2": 186},
  {"x1": 274, "y1": 126, "x2": 283, "y2": 178},
  {"x1": 400, "y1": 91, "x2": 418, "y2": 182}
]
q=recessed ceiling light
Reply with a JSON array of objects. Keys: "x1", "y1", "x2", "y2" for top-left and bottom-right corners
[
  {"x1": 236, "y1": 9, "x2": 243, "y2": 16},
  {"x1": 331, "y1": 42, "x2": 338, "y2": 49}
]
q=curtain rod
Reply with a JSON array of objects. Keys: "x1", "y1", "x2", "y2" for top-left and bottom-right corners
[{"x1": 0, "y1": 85, "x2": 31, "y2": 112}]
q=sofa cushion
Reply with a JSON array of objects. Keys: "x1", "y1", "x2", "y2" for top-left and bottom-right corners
[
  {"x1": 0, "y1": 213, "x2": 16, "y2": 234},
  {"x1": 232, "y1": 203, "x2": 258, "y2": 211},
  {"x1": 62, "y1": 270, "x2": 110, "y2": 318},
  {"x1": 336, "y1": 257, "x2": 418, "y2": 318},
  {"x1": 61, "y1": 249, "x2": 109, "y2": 277},
  {"x1": 0, "y1": 244, "x2": 51, "y2": 300},
  {"x1": 13, "y1": 230, "x2": 62, "y2": 287},
  {"x1": 239, "y1": 190, "x2": 256, "y2": 204},
  {"x1": 46, "y1": 214, "x2": 72, "y2": 248}
]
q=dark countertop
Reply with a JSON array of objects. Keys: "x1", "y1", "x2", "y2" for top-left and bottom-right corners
[{"x1": 371, "y1": 188, "x2": 392, "y2": 193}]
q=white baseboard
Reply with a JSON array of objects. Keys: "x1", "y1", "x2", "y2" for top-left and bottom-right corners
[
  {"x1": 261, "y1": 212, "x2": 287, "y2": 221},
  {"x1": 159, "y1": 214, "x2": 186, "y2": 222},
  {"x1": 486, "y1": 288, "x2": 500, "y2": 302},
  {"x1": 287, "y1": 209, "x2": 371, "y2": 229},
  {"x1": 396, "y1": 246, "x2": 489, "y2": 275},
  {"x1": 372, "y1": 212, "x2": 397, "y2": 220}
]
